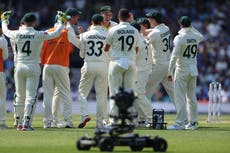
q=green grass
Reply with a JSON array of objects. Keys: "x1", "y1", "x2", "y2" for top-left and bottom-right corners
[{"x1": 0, "y1": 114, "x2": 229, "y2": 153}]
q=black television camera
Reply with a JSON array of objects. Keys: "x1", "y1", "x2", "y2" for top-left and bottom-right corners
[{"x1": 76, "y1": 88, "x2": 168, "y2": 152}]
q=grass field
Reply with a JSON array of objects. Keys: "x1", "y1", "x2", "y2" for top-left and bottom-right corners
[{"x1": 0, "y1": 114, "x2": 229, "y2": 153}]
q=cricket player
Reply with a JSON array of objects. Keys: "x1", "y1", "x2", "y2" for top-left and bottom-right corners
[
  {"x1": 1, "y1": 11, "x2": 67, "y2": 131},
  {"x1": 49, "y1": 8, "x2": 82, "y2": 127},
  {"x1": 100, "y1": 5, "x2": 118, "y2": 31},
  {"x1": 78, "y1": 14, "x2": 108, "y2": 128},
  {"x1": 104, "y1": 8, "x2": 139, "y2": 123},
  {"x1": 167, "y1": 16, "x2": 203, "y2": 130},
  {"x1": 145, "y1": 10, "x2": 174, "y2": 104},
  {"x1": 0, "y1": 21, "x2": 9, "y2": 129},
  {"x1": 131, "y1": 20, "x2": 153, "y2": 126},
  {"x1": 41, "y1": 16, "x2": 80, "y2": 128}
]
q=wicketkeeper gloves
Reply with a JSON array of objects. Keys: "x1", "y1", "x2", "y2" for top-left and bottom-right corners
[
  {"x1": 57, "y1": 11, "x2": 70, "y2": 24},
  {"x1": 1, "y1": 10, "x2": 13, "y2": 21}
]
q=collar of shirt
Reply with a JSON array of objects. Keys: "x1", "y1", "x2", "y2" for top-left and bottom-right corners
[
  {"x1": 91, "y1": 25, "x2": 104, "y2": 31},
  {"x1": 119, "y1": 22, "x2": 130, "y2": 25},
  {"x1": 178, "y1": 27, "x2": 192, "y2": 34},
  {"x1": 154, "y1": 23, "x2": 165, "y2": 29},
  {"x1": 19, "y1": 26, "x2": 34, "y2": 30}
]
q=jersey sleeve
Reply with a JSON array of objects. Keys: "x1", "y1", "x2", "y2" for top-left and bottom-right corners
[
  {"x1": 1, "y1": 36, "x2": 9, "y2": 60},
  {"x1": 67, "y1": 29, "x2": 80, "y2": 48},
  {"x1": 191, "y1": 27, "x2": 204, "y2": 42},
  {"x1": 37, "y1": 23, "x2": 64, "y2": 40},
  {"x1": 168, "y1": 35, "x2": 182, "y2": 75},
  {"x1": 1, "y1": 21, "x2": 18, "y2": 39},
  {"x1": 147, "y1": 31, "x2": 157, "y2": 44},
  {"x1": 79, "y1": 34, "x2": 85, "y2": 58},
  {"x1": 105, "y1": 30, "x2": 113, "y2": 45}
]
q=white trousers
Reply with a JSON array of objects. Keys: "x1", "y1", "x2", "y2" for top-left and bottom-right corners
[
  {"x1": 134, "y1": 69, "x2": 152, "y2": 122},
  {"x1": 108, "y1": 61, "x2": 135, "y2": 117},
  {"x1": 146, "y1": 62, "x2": 174, "y2": 104},
  {"x1": 14, "y1": 63, "x2": 40, "y2": 126},
  {"x1": 42, "y1": 64, "x2": 72, "y2": 124},
  {"x1": 0, "y1": 72, "x2": 6, "y2": 124},
  {"x1": 78, "y1": 62, "x2": 108, "y2": 126},
  {"x1": 174, "y1": 69, "x2": 198, "y2": 126}
]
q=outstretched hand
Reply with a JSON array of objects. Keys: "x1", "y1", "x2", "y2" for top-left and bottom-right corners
[{"x1": 1, "y1": 10, "x2": 13, "y2": 21}]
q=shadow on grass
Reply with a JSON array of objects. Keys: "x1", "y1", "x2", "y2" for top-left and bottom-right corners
[{"x1": 198, "y1": 126, "x2": 230, "y2": 131}]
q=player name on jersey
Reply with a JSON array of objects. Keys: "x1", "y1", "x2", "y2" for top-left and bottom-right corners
[
  {"x1": 117, "y1": 29, "x2": 135, "y2": 34},
  {"x1": 86, "y1": 35, "x2": 106, "y2": 40},
  {"x1": 160, "y1": 30, "x2": 170, "y2": 38},
  {"x1": 19, "y1": 34, "x2": 35, "y2": 39},
  {"x1": 187, "y1": 39, "x2": 196, "y2": 43}
]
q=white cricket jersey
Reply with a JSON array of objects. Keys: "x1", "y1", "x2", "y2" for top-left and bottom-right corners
[
  {"x1": 106, "y1": 22, "x2": 139, "y2": 61},
  {"x1": 79, "y1": 26, "x2": 108, "y2": 62},
  {"x1": 0, "y1": 35, "x2": 9, "y2": 60},
  {"x1": 136, "y1": 33, "x2": 152, "y2": 71},
  {"x1": 103, "y1": 21, "x2": 118, "y2": 31},
  {"x1": 147, "y1": 23, "x2": 171, "y2": 63},
  {"x1": 2, "y1": 21, "x2": 64, "y2": 64},
  {"x1": 168, "y1": 27, "x2": 204, "y2": 76}
]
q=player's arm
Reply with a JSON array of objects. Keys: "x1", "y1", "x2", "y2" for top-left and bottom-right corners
[
  {"x1": 67, "y1": 28, "x2": 80, "y2": 48},
  {"x1": 40, "y1": 11, "x2": 67, "y2": 40},
  {"x1": 1, "y1": 36, "x2": 9, "y2": 60},
  {"x1": 104, "y1": 30, "x2": 112, "y2": 52},
  {"x1": 167, "y1": 36, "x2": 181, "y2": 81},
  {"x1": 1, "y1": 11, "x2": 17, "y2": 39},
  {"x1": 104, "y1": 44, "x2": 111, "y2": 52},
  {"x1": 146, "y1": 30, "x2": 156, "y2": 45},
  {"x1": 79, "y1": 34, "x2": 85, "y2": 58},
  {"x1": 191, "y1": 27, "x2": 204, "y2": 42}
]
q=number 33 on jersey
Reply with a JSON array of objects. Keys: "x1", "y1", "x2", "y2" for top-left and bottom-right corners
[{"x1": 79, "y1": 26, "x2": 108, "y2": 62}]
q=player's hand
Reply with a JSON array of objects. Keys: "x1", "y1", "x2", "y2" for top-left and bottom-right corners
[
  {"x1": 1, "y1": 10, "x2": 13, "y2": 21},
  {"x1": 77, "y1": 26, "x2": 83, "y2": 34},
  {"x1": 56, "y1": 11, "x2": 70, "y2": 24},
  {"x1": 167, "y1": 75, "x2": 173, "y2": 82}
]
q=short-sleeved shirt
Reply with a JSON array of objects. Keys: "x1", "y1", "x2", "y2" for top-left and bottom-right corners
[{"x1": 168, "y1": 27, "x2": 204, "y2": 76}]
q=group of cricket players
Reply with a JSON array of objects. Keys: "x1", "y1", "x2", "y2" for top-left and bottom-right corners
[{"x1": 0, "y1": 4, "x2": 203, "y2": 131}]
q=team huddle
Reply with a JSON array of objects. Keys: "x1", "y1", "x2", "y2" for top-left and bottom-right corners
[{"x1": 0, "y1": 5, "x2": 203, "y2": 131}]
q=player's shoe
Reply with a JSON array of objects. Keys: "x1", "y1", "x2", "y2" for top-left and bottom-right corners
[
  {"x1": 22, "y1": 126, "x2": 34, "y2": 131},
  {"x1": 78, "y1": 115, "x2": 91, "y2": 128},
  {"x1": 167, "y1": 124, "x2": 185, "y2": 130},
  {"x1": 0, "y1": 123, "x2": 9, "y2": 129},
  {"x1": 44, "y1": 122, "x2": 51, "y2": 128},
  {"x1": 16, "y1": 125, "x2": 23, "y2": 131},
  {"x1": 185, "y1": 122, "x2": 198, "y2": 130},
  {"x1": 66, "y1": 122, "x2": 75, "y2": 128}
]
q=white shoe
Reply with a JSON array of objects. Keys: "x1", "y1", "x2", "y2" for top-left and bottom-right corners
[
  {"x1": 44, "y1": 122, "x2": 51, "y2": 128},
  {"x1": 66, "y1": 122, "x2": 75, "y2": 128},
  {"x1": 167, "y1": 124, "x2": 185, "y2": 130},
  {"x1": 185, "y1": 122, "x2": 198, "y2": 130}
]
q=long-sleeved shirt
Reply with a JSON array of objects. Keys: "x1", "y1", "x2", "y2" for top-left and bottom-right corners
[{"x1": 168, "y1": 27, "x2": 204, "y2": 76}]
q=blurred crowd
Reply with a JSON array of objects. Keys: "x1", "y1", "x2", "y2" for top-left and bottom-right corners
[{"x1": 1, "y1": 0, "x2": 230, "y2": 103}]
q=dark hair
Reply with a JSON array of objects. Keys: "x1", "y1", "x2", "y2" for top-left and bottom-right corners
[
  {"x1": 137, "y1": 18, "x2": 151, "y2": 29},
  {"x1": 178, "y1": 16, "x2": 191, "y2": 27},
  {"x1": 118, "y1": 8, "x2": 130, "y2": 21},
  {"x1": 131, "y1": 22, "x2": 140, "y2": 32},
  {"x1": 91, "y1": 14, "x2": 103, "y2": 25},
  {"x1": 21, "y1": 13, "x2": 36, "y2": 23},
  {"x1": 146, "y1": 10, "x2": 162, "y2": 24}
]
